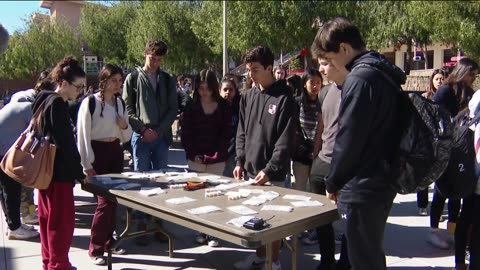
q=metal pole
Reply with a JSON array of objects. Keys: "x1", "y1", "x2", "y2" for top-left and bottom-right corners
[{"x1": 222, "y1": 0, "x2": 228, "y2": 76}]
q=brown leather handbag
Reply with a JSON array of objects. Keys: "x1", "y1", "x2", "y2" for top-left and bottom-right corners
[{"x1": 0, "y1": 97, "x2": 56, "y2": 190}]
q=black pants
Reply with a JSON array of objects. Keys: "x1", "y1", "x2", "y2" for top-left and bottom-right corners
[
  {"x1": 430, "y1": 186, "x2": 461, "y2": 228},
  {"x1": 0, "y1": 163, "x2": 22, "y2": 231},
  {"x1": 310, "y1": 157, "x2": 345, "y2": 268},
  {"x1": 455, "y1": 193, "x2": 480, "y2": 269},
  {"x1": 338, "y1": 195, "x2": 394, "y2": 270},
  {"x1": 417, "y1": 188, "x2": 428, "y2": 208}
]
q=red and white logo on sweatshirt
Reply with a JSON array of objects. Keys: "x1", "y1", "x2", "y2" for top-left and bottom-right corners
[{"x1": 268, "y1": 104, "x2": 277, "y2": 114}]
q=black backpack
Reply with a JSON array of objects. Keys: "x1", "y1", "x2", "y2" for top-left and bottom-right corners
[
  {"x1": 355, "y1": 64, "x2": 454, "y2": 194},
  {"x1": 435, "y1": 105, "x2": 480, "y2": 199}
]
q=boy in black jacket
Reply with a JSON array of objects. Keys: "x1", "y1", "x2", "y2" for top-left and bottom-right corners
[
  {"x1": 311, "y1": 17, "x2": 406, "y2": 270},
  {"x1": 233, "y1": 46, "x2": 295, "y2": 270}
]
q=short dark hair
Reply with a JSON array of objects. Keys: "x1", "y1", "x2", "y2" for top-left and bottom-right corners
[
  {"x1": 242, "y1": 46, "x2": 274, "y2": 69},
  {"x1": 311, "y1": 17, "x2": 365, "y2": 58},
  {"x1": 145, "y1": 39, "x2": 168, "y2": 56}
]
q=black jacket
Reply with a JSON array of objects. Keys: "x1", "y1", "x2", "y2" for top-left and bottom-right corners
[
  {"x1": 325, "y1": 51, "x2": 406, "y2": 203},
  {"x1": 236, "y1": 80, "x2": 295, "y2": 181},
  {"x1": 32, "y1": 91, "x2": 84, "y2": 183}
]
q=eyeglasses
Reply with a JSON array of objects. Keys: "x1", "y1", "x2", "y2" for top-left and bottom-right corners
[{"x1": 70, "y1": 82, "x2": 84, "y2": 91}]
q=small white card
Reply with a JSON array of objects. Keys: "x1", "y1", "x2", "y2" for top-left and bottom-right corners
[
  {"x1": 290, "y1": 200, "x2": 324, "y2": 207},
  {"x1": 165, "y1": 197, "x2": 196, "y2": 205},
  {"x1": 283, "y1": 194, "x2": 311, "y2": 201},
  {"x1": 187, "y1": 205, "x2": 223, "y2": 215},
  {"x1": 227, "y1": 205, "x2": 258, "y2": 215},
  {"x1": 261, "y1": 205, "x2": 294, "y2": 212}
]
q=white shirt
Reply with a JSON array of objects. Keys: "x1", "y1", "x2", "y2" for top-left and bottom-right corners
[
  {"x1": 469, "y1": 90, "x2": 480, "y2": 195},
  {"x1": 77, "y1": 93, "x2": 133, "y2": 171}
]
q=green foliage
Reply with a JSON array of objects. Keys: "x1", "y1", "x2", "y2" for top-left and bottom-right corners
[
  {"x1": 80, "y1": 1, "x2": 138, "y2": 66},
  {"x1": 127, "y1": 1, "x2": 212, "y2": 74},
  {"x1": 0, "y1": 19, "x2": 81, "y2": 80}
]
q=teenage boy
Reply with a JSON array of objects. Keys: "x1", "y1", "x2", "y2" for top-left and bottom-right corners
[
  {"x1": 307, "y1": 58, "x2": 350, "y2": 270},
  {"x1": 123, "y1": 39, "x2": 177, "y2": 245},
  {"x1": 311, "y1": 17, "x2": 406, "y2": 270},
  {"x1": 233, "y1": 46, "x2": 295, "y2": 270}
]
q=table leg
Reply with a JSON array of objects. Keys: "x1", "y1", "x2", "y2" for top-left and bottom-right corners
[
  {"x1": 265, "y1": 242, "x2": 273, "y2": 270},
  {"x1": 108, "y1": 207, "x2": 132, "y2": 270},
  {"x1": 292, "y1": 235, "x2": 298, "y2": 270}
]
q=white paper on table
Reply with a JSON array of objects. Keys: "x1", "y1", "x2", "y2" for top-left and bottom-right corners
[
  {"x1": 290, "y1": 200, "x2": 323, "y2": 207},
  {"x1": 257, "y1": 191, "x2": 280, "y2": 201},
  {"x1": 227, "y1": 215, "x2": 255, "y2": 228},
  {"x1": 165, "y1": 172, "x2": 198, "y2": 181},
  {"x1": 238, "y1": 188, "x2": 264, "y2": 195},
  {"x1": 227, "y1": 205, "x2": 258, "y2": 215},
  {"x1": 225, "y1": 191, "x2": 250, "y2": 198},
  {"x1": 261, "y1": 205, "x2": 294, "y2": 212},
  {"x1": 205, "y1": 178, "x2": 232, "y2": 185},
  {"x1": 282, "y1": 194, "x2": 311, "y2": 201},
  {"x1": 139, "y1": 187, "x2": 165, "y2": 196},
  {"x1": 165, "y1": 197, "x2": 196, "y2": 205},
  {"x1": 146, "y1": 172, "x2": 166, "y2": 178},
  {"x1": 197, "y1": 175, "x2": 221, "y2": 181},
  {"x1": 112, "y1": 183, "x2": 141, "y2": 190},
  {"x1": 187, "y1": 205, "x2": 222, "y2": 215},
  {"x1": 242, "y1": 196, "x2": 267, "y2": 206}
]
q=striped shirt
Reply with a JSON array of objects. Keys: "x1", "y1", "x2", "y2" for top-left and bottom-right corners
[{"x1": 297, "y1": 96, "x2": 320, "y2": 141}]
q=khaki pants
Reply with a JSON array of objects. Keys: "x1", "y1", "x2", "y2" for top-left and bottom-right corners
[
  {"x1": 292, "y1": 161, "x2": 312, "y2": 192},
  {"x1": 187, "y1": 160, "x2": 225, "y2": 176}
]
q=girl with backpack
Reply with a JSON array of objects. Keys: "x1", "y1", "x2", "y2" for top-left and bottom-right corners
[
  {"x1": 429, "y1": 58, "x2": 479, "y2": 250},
  {"x1": 77, "y1": 64, "x2": 133, "y2": 265},
  {"x1": 454, "y1": 90, "x2": 480, "y2": 270},
  {"x1": 417, "y1": 68, "x2": 450, "y2": 216}
]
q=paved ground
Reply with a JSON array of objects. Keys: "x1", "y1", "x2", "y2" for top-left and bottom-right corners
[{"x1": 1, "y1": 146, "x2": 457, "y2": 270}]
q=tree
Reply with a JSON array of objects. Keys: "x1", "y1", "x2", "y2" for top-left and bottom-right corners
[
  {"x1": 126, "y1": 1, "x2": 212, "y2": 74},
  {"x1": 0, "y1": 19, "x2": 81, "y2": 80},
  {"x1": 80, "y1": 1, "x2": 139, "y2": 66}
]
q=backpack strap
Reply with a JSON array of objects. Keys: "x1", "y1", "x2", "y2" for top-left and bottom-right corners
[
  {"x1": 88, "y1": 94, "x2": 96, "y2": 117},
  {"x1": 353, "y1": 63, "x2": 402, "y2": 91}
]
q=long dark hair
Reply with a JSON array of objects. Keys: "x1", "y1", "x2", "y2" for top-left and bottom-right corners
[
  {"x1": 193, "y1": 69, "x2": 221, "y2": 103},
  {"x1": 34, "y1": 69, "x2": 55, "y2": 92},
  {"x1": 429, "y1": 68, "x2": 449, "y2": 93},
  {"x1": 48, "y1": 56, "x2": 85, "y2": 85},
  {"x1": 98, "y1": 64, "x2": 124, "y2": 117},
  {"x1": 300, "y1": 68, "x2": 322, "y2": 113},
  {"x1": 444, "y1": 58, "x2": 479, "y2": 109}
]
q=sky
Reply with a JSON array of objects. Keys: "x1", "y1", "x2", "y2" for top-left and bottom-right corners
[{"x1": 0, "y1": 1, "x2": 48, "y2": 34}]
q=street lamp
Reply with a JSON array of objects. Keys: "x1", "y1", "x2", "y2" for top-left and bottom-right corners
[
  {"x1": 222, "y1": 0, "x2": 228, "y2": 76},
  {"x1": 81, "y1": 45, "x2": 88, "y2": 95}
]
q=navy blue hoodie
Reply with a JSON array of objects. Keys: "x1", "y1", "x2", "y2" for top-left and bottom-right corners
[{"x1": 326, "y1": 51, "x2": 406, "y2": 203}]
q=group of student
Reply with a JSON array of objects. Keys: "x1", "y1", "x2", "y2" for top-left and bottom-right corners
[{"x1": 0, "y1": 17, "x2": 479, "y2": 270}]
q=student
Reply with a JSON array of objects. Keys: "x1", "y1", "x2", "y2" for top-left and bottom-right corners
[
  {"x1": 122, "y1": 39, "x2": 178, "y2": 245},
  {"x1": 219, "y1": 78, "x2": 240, "y2": 178},
  {"x1": 273, "y1": 65, "x2": 286, "y2": 81},
  {"x1": 77, "y1": 64, "x2": 133, "y2": 265},
  {"x1": 233, "y1": 46, "x2": 295, "y2": 270},
  {"x1": 0, "y1": 23, "x2": 8, "y2": 54},
  {"x1": 428, "y1": 58, "x2": 479, "y2": 249},
  {"x1": 417, "y1": 68, "x2": 450, "y2": 216},
  {"x1": 291, "y1": 68, "x2": 322, "y2": 192},
  {"x1": 32, "y1": 56, "x2": 85, "y2": 270},
  {"x1": 455, "y1": 90, "x2": 480, "y2": 270},
  {"x1": 181, "y1": 69, "x2": 231, "y2": 247},
  {"x1": 0, "y1": 72, "x2": 53, "y2": 241},
  {"x1": 311, "y1": 17, "x2": 406, "y2": 270},
  {"x1": 304, "y1": 59, "x2": 350, "y2": 270}
]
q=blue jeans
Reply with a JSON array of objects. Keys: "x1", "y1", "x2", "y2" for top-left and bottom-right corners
[{"x1": 131, "y1": 132, "x2": 169, "y2": 172}]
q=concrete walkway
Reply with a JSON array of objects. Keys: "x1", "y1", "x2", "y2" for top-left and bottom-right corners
[{"x1": 1, "y1": 147, "x2": 457, "y2": 269}]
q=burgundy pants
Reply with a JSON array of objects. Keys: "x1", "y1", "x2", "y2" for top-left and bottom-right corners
[
  {"x1": 39, "y1": 182, "x2": 75, "y2": 270},
  {"x1": 89, "y1": 140, "x2": 123, "y2": 257}
]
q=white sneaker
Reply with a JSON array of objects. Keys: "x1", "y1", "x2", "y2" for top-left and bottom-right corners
[
  {"x1": 207, "y1": 236, "x2": 219, "y2": 247},
  {"x1": 21, "y1": 213, "x2": 39, "y2": 225},
  {"x1": 234, "y1": 254, "x2": 266, "y2": 270},
  {"x1": 418, "y1": 208, "x2": 428, "y2": 216},
  {"x1": 8, "y1": 226, "x2": 40, "y2": 240},
  {"x1": 427, "y1": 230, "x2": 449, "y2": 249},
  {"x1": 21, "y1": 224, "x2": 36, "y2": 231}
]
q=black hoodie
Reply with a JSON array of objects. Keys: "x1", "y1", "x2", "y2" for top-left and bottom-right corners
[
  {"x1": 32, "y1": 91, "x2": 84, "y2": 183},
  {"x1": 235, "y1": 80, "x2": 295, "y2": 181},
  {"x1": 325, "y1": 51, "x2": 406, "y2": 203}
]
